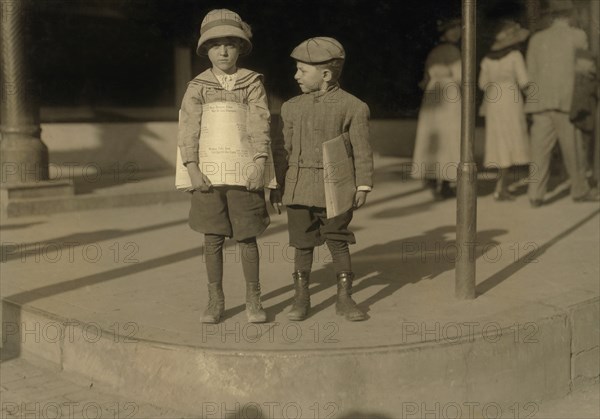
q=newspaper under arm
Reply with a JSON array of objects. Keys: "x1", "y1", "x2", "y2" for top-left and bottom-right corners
[{"x1": 323, "y1": 133, "x2": 357, "y2": 219}]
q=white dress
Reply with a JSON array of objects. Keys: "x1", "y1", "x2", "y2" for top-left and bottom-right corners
[
  {"x1": 478, "y1": 50, "x2": 530, "y2": 168},
  {"x1": 412, "y1": 43, "x2": 462, "y2": 182}
]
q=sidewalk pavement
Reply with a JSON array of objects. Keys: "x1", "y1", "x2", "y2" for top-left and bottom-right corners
[
  {"x1": 0, "y1": 355, "x2": 187, "y2": 419},
  {"x1": 1, "y1": 355, "x2": 598, "y2": 418},
  {"x1": 0, "y1": 154, "x2": 599, "y2": 415}
]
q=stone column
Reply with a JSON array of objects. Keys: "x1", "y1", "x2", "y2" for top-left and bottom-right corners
[
  {"x1": 1, "y1": 0, "x2": 48, "y2": 184},
  {"x1": 591, "y1": 0, "x2": 600, "y2": 184}
]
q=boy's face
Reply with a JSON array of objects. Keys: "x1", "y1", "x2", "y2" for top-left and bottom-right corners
[
  {"x1": 294, "y1": 62, "x2": 326, "y2": 93},
  {"x1": 206, "y1": 37, "x2": 241, "y2": 74}
]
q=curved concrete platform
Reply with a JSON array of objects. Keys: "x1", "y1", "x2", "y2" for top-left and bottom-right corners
[{"x1": 2, "y1": 159, "x2": 599, "y2": 418}]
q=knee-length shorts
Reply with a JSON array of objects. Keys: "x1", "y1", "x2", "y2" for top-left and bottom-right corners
[
  {"x1": 189, "y1": 186, "x2": 270, "y2": 241},
  {"x1": 286, "y1": 205, "x2": 355, "y2": 249}
]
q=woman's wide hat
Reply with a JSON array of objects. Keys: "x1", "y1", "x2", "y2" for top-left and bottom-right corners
[
  {"x1": 436, "y1": 17, "x2": 461, "y2": 33},
  {"x1": 490, "y1": 21, "x2": 530, "y2": 51}
]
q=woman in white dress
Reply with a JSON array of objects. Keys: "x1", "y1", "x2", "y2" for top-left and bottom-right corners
[
  {"x1": 478, "y1": 21, "x2": 531, "y2": 201},
  {"x1": 412, "y1": 17, "x2": 462, "y2": 201}
]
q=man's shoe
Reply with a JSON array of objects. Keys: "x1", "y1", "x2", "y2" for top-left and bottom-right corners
[
  {"x1": 440, "y1": 181, "x2": 456, "y2": 199},
  {"x1": 574, "y1": 189, "x2": 600, "y2": 202},
  {"x1": 530, "y1": 199, "x2": 543, "y2": 208},
  {"x1": 493, "y1": 191, "x2": 515, "y2": 201},
  {"x1": 287, "y1": 271, "x2": 311, "y2": 321}
]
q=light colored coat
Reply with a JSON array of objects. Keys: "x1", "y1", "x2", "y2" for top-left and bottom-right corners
[
  {"x1": 479, "y1": 50, "x2": 530, "y2": 168},
  {"x1": 412, "y1": 43, "x2": 462, "y2": 181}
]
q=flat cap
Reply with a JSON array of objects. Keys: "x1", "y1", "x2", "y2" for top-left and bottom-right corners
[{"x1": 290, "y1": 37, "x2": 345, "y2": 64}]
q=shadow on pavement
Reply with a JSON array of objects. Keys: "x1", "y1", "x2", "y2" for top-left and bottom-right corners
[
  {"x1": 310, "y1": 226, "x2": 506, "y2": 318},
  {"x1": 257, "y1": 226, "x2": 506, "y2": 321},
  {"x1": 477, "y1": 209, "x2": 600, "y2": 296},
  {"x1": 0, "y1": 222, "x2": 290, "y2": 362},
  {"x1": 0, "y1": 218, "x2": 188, "y2": 263}
]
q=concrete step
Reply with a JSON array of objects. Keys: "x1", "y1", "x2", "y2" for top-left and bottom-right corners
[
  {"x1": 2, "y1": 189, "x2": 187, "y2": 217},
  {"x1": 2, "y1": 296, "x2": 597, "y2": 418},
  {"x1": 1, "y1": 180, "x2": 75, "y2": 199},
  {"x1": 1, "y1": 172, "x2": 188, "y2": 217}
]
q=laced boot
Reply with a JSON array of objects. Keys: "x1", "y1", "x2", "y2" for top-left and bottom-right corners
[
  {"x1": 335, "y1": 272, "x2": 367, "y2": 321},
  {"x1": 287, "y1": 271, "x2": 311, "y2": 321},
  {"x1": 246, "y1": 282, "x2": 267, "y2": 323},
  {"x1": 201, "y1": 282, "x2": 224, "y2": 323}
]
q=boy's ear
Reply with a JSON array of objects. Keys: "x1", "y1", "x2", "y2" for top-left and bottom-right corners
[{"x1": 322, "y1": 69, "x2": 333, "y2": 82}]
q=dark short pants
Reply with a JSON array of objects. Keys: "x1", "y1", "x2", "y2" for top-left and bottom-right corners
[
  {"x1": 189, "y1": 186, "x2": 270, "y2": 241},
  {"x1": 286, "y1": 205, "x2": 355, "y2": 249}
]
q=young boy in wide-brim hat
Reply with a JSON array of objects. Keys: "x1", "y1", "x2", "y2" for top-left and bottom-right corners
[
  {"x1": 178, "y1": 9, "x2": 272, "y2": 324},
  {"x1": 271, "y1": 37, "x2": 374, "y2": 321}
]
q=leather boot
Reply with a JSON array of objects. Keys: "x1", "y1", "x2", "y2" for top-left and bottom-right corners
[
  {"x1": 287, "y1": 271, "x2": 310, "y2": 321},
  {"x1": 336, "y1": 272, "x2": 367, "y2": 321},
  {"x1": 246, "y1": 282, "x2": 267, "y2": 323},
  {"x1": 201, "y1": 282, "x2": 224, "y2": 323}
]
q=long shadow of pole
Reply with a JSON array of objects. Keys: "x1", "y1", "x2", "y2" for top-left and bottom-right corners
[{"x1": 477, "y1": 209, "x2": 600, "y2": 295}]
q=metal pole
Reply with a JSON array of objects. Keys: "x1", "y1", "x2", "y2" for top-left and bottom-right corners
[
  {"x1": 455, "y1": 0, "x2": 477, "y2": 299},
  {"x1": 1, "y1": 0, "x2": 48, "y2": 184}
]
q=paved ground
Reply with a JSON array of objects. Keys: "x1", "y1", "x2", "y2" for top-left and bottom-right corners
[
  {"x1": 1, "y1": 154, "x2": 599, "y2": 417},
  {"x1": 1, "y1": 156, "x2": 598, "y2": 350},
  {"x1": 1, "y1": 356, "x2": 598, "y2": 418},
  {"x1": 0, "y1": 355, "x2": 186, "y2": 418}
]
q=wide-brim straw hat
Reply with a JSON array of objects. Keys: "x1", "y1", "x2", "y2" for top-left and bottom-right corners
[
  {"x1": 490, "y1": 21, "x2": 530, "y2": 51},
  {"x1": 196, "y1": 9, "x2": 252, "y2": 56}
]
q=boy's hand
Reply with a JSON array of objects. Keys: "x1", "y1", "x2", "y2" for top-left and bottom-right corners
[
  {"x1": 187, "y1": 164, "x2": 212, "y2": 192},
  {"x1": 353, "y1": 190, "x2": 368, "y2": 209},
  {"x1": 270, "y1": 189, "x2": 283, "y2": 214},
  {"x1": 246, "y1": 158, "x2": 266, "y2": 191}
]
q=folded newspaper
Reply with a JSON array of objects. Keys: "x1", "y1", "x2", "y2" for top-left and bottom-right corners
[
  {"x1": 323, "y1": 133, "x2": 356, "y2": 219},
  {"x1": 175, "y1": 101, "x2": 276, "y2": 190}
]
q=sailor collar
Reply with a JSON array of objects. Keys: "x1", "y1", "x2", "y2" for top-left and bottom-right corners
[{"x1": 189, "y1": 68, "x2": 263, "y2": 90}]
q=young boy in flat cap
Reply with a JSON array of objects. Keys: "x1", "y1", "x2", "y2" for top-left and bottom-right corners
[{"x1": 271, "y1": 37, "x2": 374, "y2": 321}]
